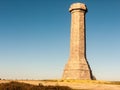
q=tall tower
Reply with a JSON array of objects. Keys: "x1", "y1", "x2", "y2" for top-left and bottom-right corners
[{"x1": 62, "y1": 3, "x2": 93, "y2": 80}]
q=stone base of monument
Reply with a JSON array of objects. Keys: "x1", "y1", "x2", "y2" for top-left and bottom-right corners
[{"x1": 62, "y1": 62, "x2": 92, "y2": 80}]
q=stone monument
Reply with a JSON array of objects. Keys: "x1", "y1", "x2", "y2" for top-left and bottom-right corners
[{"x1": 62, "y1": 3, "x2": 93, "y2": 80}]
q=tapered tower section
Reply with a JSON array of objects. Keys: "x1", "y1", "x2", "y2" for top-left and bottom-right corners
[{"x1": 62, "y1": 3, "x2": 93, "y2": 80}]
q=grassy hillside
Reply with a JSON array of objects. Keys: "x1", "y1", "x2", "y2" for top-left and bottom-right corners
[
  {"x1": 0, "y1": 80, "x2": 120, "y2": 90},
  {"x1": 41, "y1": 79, "x2": 120, "y2": 85}
]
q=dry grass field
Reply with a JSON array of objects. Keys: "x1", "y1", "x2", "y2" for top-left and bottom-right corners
[{"x1": 0, "y1": 79, "x2": 120, "y2": 90}]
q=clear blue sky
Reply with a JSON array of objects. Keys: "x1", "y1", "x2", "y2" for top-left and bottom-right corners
[{"x1": 0, "y1": 0, "x2": 120, "y2": 81}]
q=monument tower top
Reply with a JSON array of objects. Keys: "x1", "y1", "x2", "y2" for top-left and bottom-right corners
[{"x1": 69, "y1": 3, "x2": 87, "y2": 12}]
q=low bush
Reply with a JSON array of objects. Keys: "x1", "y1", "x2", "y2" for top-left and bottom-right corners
[{"x1": 0, "y1": 81, "x2": 72, "y2": 90}]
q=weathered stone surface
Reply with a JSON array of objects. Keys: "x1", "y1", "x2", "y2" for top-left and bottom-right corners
[{"x1": 62, "y1": 3, "x2": 93, "y2": 80}]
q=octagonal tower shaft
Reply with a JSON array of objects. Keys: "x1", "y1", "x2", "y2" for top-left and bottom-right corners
[
  {"x1": 62, "y1": 3, "x2": 93, "y2": 80},
  {"x1": 70, "y1": 4, "x2": 86, "y2": 60}
]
